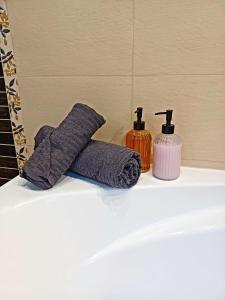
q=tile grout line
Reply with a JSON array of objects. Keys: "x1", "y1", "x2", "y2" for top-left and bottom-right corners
[
  {"x1": 182, "y1": 158, "x2": 225, "y2": 164},
  {"x1": 17, "y1": 73, "x2": 225, "y2": 79},
  {"x1": 19, "y1": 74, "x2": 132, "y2": 78},
  {"x1": 0, "y1": 132, "x2": 13, "y2": 134},
  {"x1": 133, "y1": 74, "x2": 225, "y2": 76},
  {"x1": 130, "y1": 0, "x2": 135, "y2": 124},
  {"x1": 0, "y1": 155, "x2": 17, "y2": 159},
  {"x1": 0, "y1": 167, "x2": 18, "y2": 170}
]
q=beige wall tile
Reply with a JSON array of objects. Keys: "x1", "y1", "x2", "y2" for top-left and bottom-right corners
[
  {"x1": 134, "y1": 0, "x2": 225, "y2": 74},
  {"x1": 19, "y1": 76, "x2": 132, "y2": 149},
  {"x1": 182, "y1": 159, "x2": 225, "y2": 170},
  {"x1": 133, "y1": 75, "x2": 225, "y2": 165},
  {"x1": 7, "y1": 0, "x2": 133, "y2": 76},
  {"x1": 6, "y1": 0, "x2": 225, "y2": 169}
]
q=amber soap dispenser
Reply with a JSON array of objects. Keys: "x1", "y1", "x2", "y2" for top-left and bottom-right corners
[{"x1": 126, "y1": 107, "x2": 152, "y2": 172}]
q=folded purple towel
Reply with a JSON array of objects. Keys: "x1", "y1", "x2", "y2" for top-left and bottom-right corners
[
  {"x1": 22, "y1": 103, "x2": 105, "y2": 189},
  {"x1": 35, "y1": 126, "x2": 141, "y2": 188}
]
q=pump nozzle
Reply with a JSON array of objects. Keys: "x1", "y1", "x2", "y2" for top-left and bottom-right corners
[
  {"x1": 134, "y1": 107, "x2": 145, "y2": 130},
  {"x1": 155, "y1": 109, "x2": 174, "y2": 134},
  {"x1": 135, "y1": 107, "x2": 143, "y2": 122}
]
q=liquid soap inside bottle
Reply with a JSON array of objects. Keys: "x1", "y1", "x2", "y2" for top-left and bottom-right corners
[
  {"x1": 153, "y1": 109, "x2": 182, "y2": 180},
  {"x1": 126, "y1": 107, "x2": 152, "y2": 172}
]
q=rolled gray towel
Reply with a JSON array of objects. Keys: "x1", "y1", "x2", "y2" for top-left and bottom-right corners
[
  {"x1": 35, "y1": 126, "x2": 141, "y2": 188},
  {"x1": 22, "y1": 103, "x2": 105, "y2": 189}
]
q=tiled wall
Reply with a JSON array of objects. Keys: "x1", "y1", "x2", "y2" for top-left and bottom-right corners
[
  {"x1": 0, "y1": 53, "x2": 19, "y2": 185},
  {"x1": 6, "y1": 0, "x2": 225, "y2": 169}
]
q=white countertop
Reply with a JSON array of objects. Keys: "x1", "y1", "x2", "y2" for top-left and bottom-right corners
[{"x1": 0, "y1": 167, "x2": 225, "y2": 207}]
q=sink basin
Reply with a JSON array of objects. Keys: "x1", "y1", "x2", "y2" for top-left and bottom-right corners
[{"x1": 0, "y1": 167, "x2": 225, "y2": 300}]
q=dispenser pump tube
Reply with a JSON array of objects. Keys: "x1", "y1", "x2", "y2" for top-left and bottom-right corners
[
  {"x1": 134, "y1": 107, "x2": 145, "y2": 130},
  {"x1": 155, "y1": 109, "x2": 174, "y2": 134},
  {"x1": 136, "y1": 107, "x2": 143, "y2": 122}
]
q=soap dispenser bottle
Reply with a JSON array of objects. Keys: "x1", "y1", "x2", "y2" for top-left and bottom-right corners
[
  {"x1": 126, "y1": 107, "x2": 152, "y2": 172},
  {"x1": 153, "y1": 109, "x2": 182, "y2": 180}
]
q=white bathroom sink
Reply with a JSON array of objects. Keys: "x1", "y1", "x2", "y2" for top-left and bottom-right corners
[{"x1": 0, "y1": 167, "x2": 225, "y2": 300}]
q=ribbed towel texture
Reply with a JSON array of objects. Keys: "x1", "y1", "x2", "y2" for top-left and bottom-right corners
[
  {"x1": 35, "y1": 126, "x2": 141, "y2": 188},
  {"x1": 21, "y1": 103, "x2": 105, "y2": 189}
]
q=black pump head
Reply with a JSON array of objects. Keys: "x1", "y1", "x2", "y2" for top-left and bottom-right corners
[
  {"x1": 134, "y1": 107, "x2": 145, "y2": 130},
  {"x1": 155, "y1": 109, "x2": 174, "y2": 134}
]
